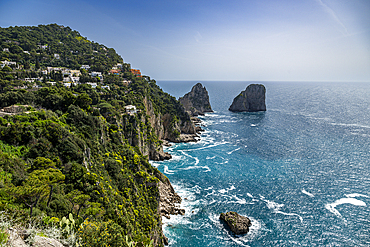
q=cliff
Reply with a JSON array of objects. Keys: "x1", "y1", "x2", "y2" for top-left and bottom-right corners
[
  {"x1": 229, "y1": 84, "x2": 266, "y2": 112},
  {"x1": 0, "y1": 24, "x2": 195, "y2": 247},
  {"x1": 179, "y1": 83, "x2": 213, "y2": 116}
]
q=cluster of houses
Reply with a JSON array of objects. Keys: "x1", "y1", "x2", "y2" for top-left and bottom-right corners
[{"x1": 1, "y1": 60, "x2": 17, "y2": 68}]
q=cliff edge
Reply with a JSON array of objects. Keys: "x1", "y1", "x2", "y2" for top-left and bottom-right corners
[
  {"x1": 229, "y1": 84, "x2": 266, "y2": 112},
  {"x1": 179, "y1": 83, "x2": 213, "y2": 116}
]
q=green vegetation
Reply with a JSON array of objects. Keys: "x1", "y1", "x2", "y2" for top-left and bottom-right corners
[{"x1": 0, "y1": 24, "x2": 191, "y2": 246}]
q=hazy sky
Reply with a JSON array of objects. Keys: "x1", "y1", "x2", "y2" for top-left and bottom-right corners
[{"x1": 1, "y1": 0, "x2": 369, "y2": 82}]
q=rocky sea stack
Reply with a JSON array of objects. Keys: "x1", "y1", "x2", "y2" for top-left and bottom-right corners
[
  {"x1": 220, "y1": 212, "x2": 252, "y2": 235},
  {"x1": 229, "y1": 84, "x2": 266, "y2": 112},
  {"x1": 179, "y1": 83, "x2": 213, "y2": 116}
]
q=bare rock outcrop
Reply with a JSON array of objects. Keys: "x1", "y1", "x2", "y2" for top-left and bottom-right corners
[
  {"x1": 219, "y1": 211, "x2": 252, "y2": 235},
  {"x1": 158, "y1": 179, "x2": 185, "y2": 219},
  {"x1": 229, "y1": 84, "x2": 266, "y2": 112},
  {"x1": 179, "y1": 83, "x2": 213, "y2": 116}
]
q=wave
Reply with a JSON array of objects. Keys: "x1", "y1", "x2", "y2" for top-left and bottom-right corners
[
  {"x1": 218, "y1": 185, "x2": 236, "y2": 194},
  {"x1": 345, "y1": 193, "x2": 369, "y2": 198},
  {"x1": 180, "y1": 165, "x2": 211, "y2": 172},
  {"x1": 302, "y1": 189, "x2": 314, "y2": 197},
  {"x1": 187, "y1": 141, "x2": 230, "y2": 151},
  {"x1": 164, "y1": 165, "x2": 175, "y2": 174},
  {"x1": 325, "y1": 194, "x2": 367, "y2": 220},
  {"x1": 226, "y1": 195, "x2": 251, "y2": 205},
  {"x1": 227, "y1": 147, "x2": 241, "y2": 155},
  {"x1": 149, "y1": 160, "x2": 160, "y2": 168},
  {"x1": 260, "y1": 196, "x2": 303, "y2": 223},
  {"x1": 206, "y1": 156, "x2": 216, "y2": 159}
]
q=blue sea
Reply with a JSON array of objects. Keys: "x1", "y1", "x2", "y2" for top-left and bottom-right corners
[{"x1": 152, "y1": 81, "x2": 370, "y2": 247}]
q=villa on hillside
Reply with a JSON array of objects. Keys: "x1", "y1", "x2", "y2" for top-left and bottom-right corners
[
  {"x1": 124, "y1": 105, "x2": 137, "y2": 115},
  {"x1": 130, "y1": 69, "x2": 141, "y2": 77}
]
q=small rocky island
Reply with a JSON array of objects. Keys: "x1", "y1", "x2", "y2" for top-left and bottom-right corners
[
  {"x1": 229, "y1": 84, "x2": 266, "y2": 112},
  {"x1": 220, "y1": 212, "x2": 252, "y2": 235},
  {"x1": 179, "y1": 83, "x2": 213, "y2": 116}
]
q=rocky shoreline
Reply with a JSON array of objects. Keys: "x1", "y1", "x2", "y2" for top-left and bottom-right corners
[
  {"x1": 157, "y1": 114, "x2": 205, "y2": 245},
  {"x1": 156, "y1": 83, "x2": 212, "y2": 244}
]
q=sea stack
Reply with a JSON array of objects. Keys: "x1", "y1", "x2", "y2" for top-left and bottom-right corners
[
  {"x1": 179, "y1": 83, "x2": 213, "y2": 116},
  {"x1": 220, "y1": 212, "x2": 252, "y2": 235},
  {"x1": 229, "y1": 84, "x2": 266, "y2": 112}
]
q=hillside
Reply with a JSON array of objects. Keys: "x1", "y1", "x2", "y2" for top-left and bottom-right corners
[{"x1": 0, "y1": 24, "x2": 196, "y2": 246}]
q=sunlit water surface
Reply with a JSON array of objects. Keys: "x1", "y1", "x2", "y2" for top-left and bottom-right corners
[{"x1": 151, "y1": 81, "x2": 370, "y2": 247}]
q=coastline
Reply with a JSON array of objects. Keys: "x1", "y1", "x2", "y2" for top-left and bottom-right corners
[{"x1": 156, "y1": 115, "x2": 204, "y2": 245}]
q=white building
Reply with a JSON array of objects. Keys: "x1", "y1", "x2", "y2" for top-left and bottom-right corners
[
  {"x1": 124, "y1": 105, "x2": 137, "y2": 115},
  {"x1": 86, "y1": 82, "x2": 97, "y2": 88},
  {"x1": 90, "y1": 71, "x2": 102, "y2": 77},
  {"x1": 1, "y1": 61, "x2": 17, "y2": 68},
  {"x1": 81, "y1": 65, "x2": 90, "y2": 70}
]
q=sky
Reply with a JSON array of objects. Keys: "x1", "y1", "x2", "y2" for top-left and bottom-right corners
[{"x1": 0, "y1": 0, "x2": 369, "y2": 82}]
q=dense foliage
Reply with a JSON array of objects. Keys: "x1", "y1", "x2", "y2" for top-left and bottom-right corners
[
  {"x1": 0, "y1": 24, "x2": 189, "y2": 246},
  {"x1": 0, "y1": 24, "x2": 123, "y2": 71}
]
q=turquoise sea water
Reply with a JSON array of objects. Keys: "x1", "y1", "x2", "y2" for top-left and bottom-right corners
[{"x1": 152, "y1": 81, "x2": 370, "y2": 247}]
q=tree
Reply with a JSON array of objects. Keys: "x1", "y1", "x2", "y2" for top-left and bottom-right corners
[
  {"x1": 66, "y1": 190, "x2": 91, "y2": 216},
  {"x1": 11, "y1": 168, "x2": 65, "y2": 216},
  {"x1": 1, "y1": 66, "x2": 12, "y2": 72},
  {"x1": 35, "y1": 58, "x2": 40, "y2": 70},
  {"x1": 76, "y1": 93, "x2": 92, "y2": 110}
]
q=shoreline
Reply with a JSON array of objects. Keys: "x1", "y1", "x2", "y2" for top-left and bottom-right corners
[{"x1": 157, "y1": 115, "x2": 205, "y2": 245}]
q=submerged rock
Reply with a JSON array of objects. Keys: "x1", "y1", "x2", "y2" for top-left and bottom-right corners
[
  {"x1": 179, "y1": 83, "x2": 213, "y2": 116},
  {"x1": 229, "y1": 84, "x2": 266, "y2": 112},
  {"x1": 219, "y1": 211, "x2": 252, "y2": 235}
]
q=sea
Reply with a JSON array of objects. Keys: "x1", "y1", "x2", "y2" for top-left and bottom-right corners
[{"x1": 151, "y1": 81, "x2": 370, "y2": 247}]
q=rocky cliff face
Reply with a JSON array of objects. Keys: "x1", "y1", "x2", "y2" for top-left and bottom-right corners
[
  {"x1": 122, "y1": 96, "x2": 199, "y2": 161},
  {"x1": 229, "y1": 84, "x2": 266, "y2": 112},
  {"x1": 179, "y1": 83, "x2": 213, "y2": 116}
]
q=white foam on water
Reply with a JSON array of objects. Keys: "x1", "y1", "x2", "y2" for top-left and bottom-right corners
[
  {"x1": 179, "y1": 165, "x2": 211, "y2": 172},
  {"x1": 208, "y1": 213, "x2": 265, "y2": 246},
  {"x1": 170, "y1": 154, "x2": 183, "y2": 161},
  {"x1": 219, "y1": 185, "x2": 236, "y2": 194},
  {"x1": 302, "y1": 189, "x2": 314, "y2": 197},
  {"x1": 149, "y1": 160, "x2": 160, "y2": 168},
  {"x1": 164, "y1": 165, "x2": 175, "y2": 175},
  {"x1": 260, "y1": 197, "x2": 303, "y2": 223},
  {"x1": 325, "y1": 196, "x2": 367, "y2": 220},
  {"x1": 247, "y1": 193, "x2": 253, "y2": 198},
  {"x1": 219, "y1": 189, "x2": 227, "y2": 194},
  {"x1": 180, "y1": 150, "x2": 199, "y2": 166},
  {"x1": 189, "y1": 141, "x2": 230, "y2": 151},
  {"x1": 162, "y1": 183, "x2": 201, "y2": 236},
  {"x1": 227, "y1": 195, "x2": 248, "y2": 204},
  {"x1": 345, "y1": 193, "x2": 369, "y2": 198},
  {"x1": 206, "y1": 156, "x2": 216, "y2": 159},
  {"x1": 204, "y1": 186, "x2": 214, "y2": 191},
  {"x1": 227, "y1": 147, "x2": 241, "y2": 155},
  {"x1": 205, "y1": 190, "x2": 216, "y2": 198}
]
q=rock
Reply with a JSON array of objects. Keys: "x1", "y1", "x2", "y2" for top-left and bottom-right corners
[
  {"x1": 158, "y1": 179, "x2": 185, "y2": 219},
  {"x1": 34, "y1": 236, "x2": 64, "y2": 247},
  {"x1": 179, "y1": 83, "x2": 213, "y2": 116},
  {"x1": 150, "y1": 148, "x2": 172, "y2": 161},
  {"x1": 6, "y1": 228, "x2": 64, "y2": 247},
  {"x1": 229, "y1": 84, "x2": 266, "y2": 112},
  {"x1": 219, "y1": 211, "x2": 252, "y2": 235},
  {"x1": 6, "y1": 228, "x2": 29, "y2": 247}
]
